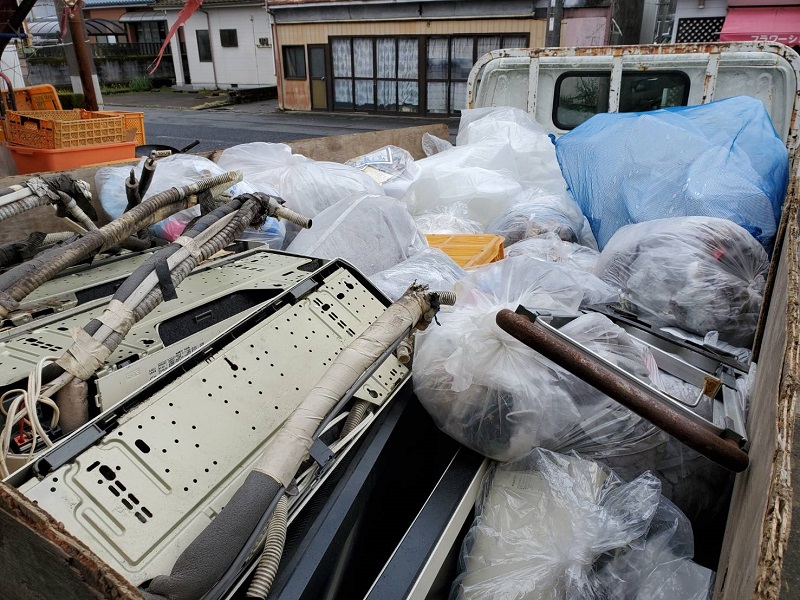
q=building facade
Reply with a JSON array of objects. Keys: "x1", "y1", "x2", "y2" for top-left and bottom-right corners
[
  {"x1": 270, "y1": 0, "x2": 642, "y2": 116},
  {"x1": 156, "y1": 0, "x2": 276, "y2": 89}
]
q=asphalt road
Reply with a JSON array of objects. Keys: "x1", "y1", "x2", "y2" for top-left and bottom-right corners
[{"x1": 106, "y1": 102, "x2": 457, "y2": 152}]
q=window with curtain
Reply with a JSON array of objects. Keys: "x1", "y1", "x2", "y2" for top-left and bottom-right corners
[
  {"x1": 283, "y1": 46, "x2": 307, "y2": 80},
  {"x1": 353, "y1": 38, "x2": 374, "y2": 109},
  {"x1": 332, "y1": 38, "x2": 353, "y2": 109}
]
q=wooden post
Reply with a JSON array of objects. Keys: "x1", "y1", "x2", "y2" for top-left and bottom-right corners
[
  {"x1": 545, "y1": 0, "x2": 564, "y2": 48},
  {"x1": 64, "y1": 0, "x2": 99, "y2": 110}
]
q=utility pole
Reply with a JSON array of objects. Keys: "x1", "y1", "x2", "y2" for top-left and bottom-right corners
[
  {"x1": 545, "y1": 0, "x2": 564, "y2": 48},
  {"x1": 58, "y1": 0, "x2": 100, "y2": 110}
]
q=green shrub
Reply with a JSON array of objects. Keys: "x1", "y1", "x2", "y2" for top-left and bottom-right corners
[
  {"x1": 57, "y1": 92, "x2": 86, "y2": 109},
  {"x1": 129, "y1": 76, "x2": 152, "y2": 93}
]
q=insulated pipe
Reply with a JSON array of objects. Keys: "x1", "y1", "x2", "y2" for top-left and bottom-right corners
[
  {"x1": 143, "y1": 286, "x2": 446, "y2": 600},
  {"x1": 125, "y1": 169, "x2": 141, "y2": 212},
  {"x1": 0, "y1": 186, "x2": 33, "y2": 208},
  {"x1": 0, "y1": 195, "x2": 50, "y2": 223},
  {"x1": 138, "y1": 157, "x2": 156, "y2": 198},
  {"x1": 495, "y1": 309, "x2": 750, "y2": 472},
  {"x1": 0, "y1": 172, "x2": 241, "y2": 318}
]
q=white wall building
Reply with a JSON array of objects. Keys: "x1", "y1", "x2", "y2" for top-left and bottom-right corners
[{"x1": 157, "y1": 0, "x2": 276, "y2": 90}]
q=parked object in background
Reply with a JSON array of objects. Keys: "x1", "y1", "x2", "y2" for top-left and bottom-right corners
[
  {"x1": 595, "y1": 216, "x2": 769, "y2": 348},
  {"x1": 556, "y1": 96, "x2": 789, "y2": 251}
]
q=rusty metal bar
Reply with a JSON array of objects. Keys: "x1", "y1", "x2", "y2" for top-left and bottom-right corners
[{"x1": 496, "y1": 309, "x2": 750, "y2": 472}]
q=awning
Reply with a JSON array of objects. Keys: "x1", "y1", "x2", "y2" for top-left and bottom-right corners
[
  {"x1": 28, "y1": 18, "x2": 126, "y2": 38},
  {"x1": 720, "y1": 7, "x2": 800, "y2": 46},
  {"x1": 119, "y1": 12, "x2": 168, "y2": 23}
]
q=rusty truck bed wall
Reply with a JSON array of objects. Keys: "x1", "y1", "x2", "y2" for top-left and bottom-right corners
[{"x1": 0, "y1": 122, "x2": 450, "y2": 245}]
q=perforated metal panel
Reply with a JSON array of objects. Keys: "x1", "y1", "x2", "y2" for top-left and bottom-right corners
[
  {"x1": 19, "y1": 265, "x2": 407, "y2": 586},
  {"x1": 0, "y1": 249, "x2": 317, "y2": 410}
]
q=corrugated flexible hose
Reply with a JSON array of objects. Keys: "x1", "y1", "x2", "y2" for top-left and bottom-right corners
[{"x1": 246, "y1": 494, "x2": 288, "y2": 600}]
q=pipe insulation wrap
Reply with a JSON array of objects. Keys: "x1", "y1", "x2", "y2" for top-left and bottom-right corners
[
  {"x1": 255, "y1": 286, "x2": 432, "y2": 487},
  {"x1": 0, "y1": 194, "x2": 50, "y2": 223}
]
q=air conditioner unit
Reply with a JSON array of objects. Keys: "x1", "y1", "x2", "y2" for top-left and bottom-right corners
[{"x1": 257, "y1": 37, "x2": 271, "y2": 48}]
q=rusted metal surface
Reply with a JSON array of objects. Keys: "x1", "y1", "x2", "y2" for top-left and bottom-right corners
[{"x1": 495, "y1": 309, "x2": 750, "y2": 473}]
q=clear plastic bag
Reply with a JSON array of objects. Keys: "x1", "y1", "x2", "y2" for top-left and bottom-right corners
[
  {"x1": 422, "y1": 132, "x2": 454, "y2": 156},
  {"x1": 216, "y1": 142, "x2": 296, "y2": 179},
  {"x1": 555, "y1": 96, "x2": 789, "y2": 251},
  {"x1": 346, "y1": 145, "x2": 421, "y2": 199},
  {"x1": 402, "y1": 139, "x2": 523, "y2": 226},
  {"x1": 414, "y1": 203, "x2": 485, "y2": 235},
  {"x1": 96, "y1": 154, "x2": 253, "y2": 242},
  {"x1": 457, "y1": 106, "x2": 567, "y2": 192},
  {"x1": 506, "y1": 233, "x2": 600, "y2": 272},
  {"x1": 286, "y1": 194, "x2": 427, "y2": 276},
  {"x1": 369, "y1": 247, "x2": 466, "y2": 301},
  {"x1": 453, "y1": 449, "x2": 711, "y2": 600},
  {"x1": 486, "y1": 187, "x2": 598, "y2": 248},
  {"x1": 595, "y1": 216, "x2": 769, "y2": 347},
  {"x1": 413, "y1": 259, "x2": 661, "y2": 463},
  {"x1": 235, "y1": 217, "x2": 286, "y2": 249}
]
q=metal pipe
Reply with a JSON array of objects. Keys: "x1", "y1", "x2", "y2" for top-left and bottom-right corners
[{"x1": 495, "y1": 309, "x2": 749, "y2": 472}]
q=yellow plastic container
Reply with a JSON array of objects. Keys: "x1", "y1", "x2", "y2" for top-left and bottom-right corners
[
  {"x1": 6, "y1": 109, "x2": 125, "y2": 149},
  {"x1": 425, "y1": 234, "x2": 505, "y2": 268},
  {"x1": 92, "y1": 110, "x2": 146, "y2": 145}
]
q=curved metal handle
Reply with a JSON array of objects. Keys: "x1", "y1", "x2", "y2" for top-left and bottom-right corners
[{"x1": 495, "y1": 309, "x2": 749, "y2": 473}]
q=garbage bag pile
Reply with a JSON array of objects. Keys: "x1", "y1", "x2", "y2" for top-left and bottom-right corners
[
  {"x1": 555, "y1": 96, "x2": 789, "y2": 251},
  {"x1": 96, "y1": 154, "x2": 268, "y2": 243},
  {"x1": 413, "y1": 203, "x2": 484, "y2": 235},
  {"x1": 595, "y1": 217, "x2": 769, "y2": 347},
  {"x1": 486, "y1": 187, "x2": 597, "y2": 248},
  {"x1": 505, "y1": 232, "x2": 599, "y2": 272},
  {"x1": 453, "y1": 449, "x2": 713, "y2": 600},
  {"x1": 369, "y1": 248, "x2": 465, "y2": 301},
  {"x1": 286, "y1": 194, "x2": 427, "y2": 277},
  {"x1": 346, "y1": 145, "x2": 421, "y2": 199}
]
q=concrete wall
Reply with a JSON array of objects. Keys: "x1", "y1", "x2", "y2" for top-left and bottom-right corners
[
  {"x1": 671, "y1": 0, "x2": 728, "y2": 42},
  {"x1": 26, "y1": 56, "x2": 175, "y2": 86},
  {"x1": 166, "y1": 4, "x2": 276, "y2": 90}
]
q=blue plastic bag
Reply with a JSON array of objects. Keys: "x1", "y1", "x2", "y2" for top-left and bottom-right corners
[{"x1": 555, "y1": 96, "x2": 789, "y2": 252}]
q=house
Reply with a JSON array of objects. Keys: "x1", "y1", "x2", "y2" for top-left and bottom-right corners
[
  {"x1": 153, "y1": 0, "x2": 276, "y2": 89},
  {"x1": 268, "y1": 0, "x2": 646, "y2": 116}
]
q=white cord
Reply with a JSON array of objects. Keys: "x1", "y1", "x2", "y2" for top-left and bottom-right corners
[{"x1": 0, "y1": 356, "x2": 62, "y2": 478}]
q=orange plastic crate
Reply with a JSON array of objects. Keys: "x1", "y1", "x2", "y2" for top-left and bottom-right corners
[
  {"x1": 91, "y1": 110, "x2": 146, "y2": 145},
  {"x1": 425, "y1": 234, "x2": 505, "y2": 268},
  {"x1": 8, "y1": 141, "x2": 137, "y2": 175},
  {"x1": 6, "y1": 109, "x2": 125, "y2": 149}
]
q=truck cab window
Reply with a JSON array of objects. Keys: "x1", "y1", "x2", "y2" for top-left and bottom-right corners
[{"x1": 554, "y1": 71, "x2": 690, "y2": 130}]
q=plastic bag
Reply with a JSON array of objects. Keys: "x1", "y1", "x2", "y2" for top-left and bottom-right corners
[
  {"x1": 413, "y1": 259, "x2": 661, "y2": 463},
  {"x1": 216, "y1": 142, "x2": 296, "y2": 180},
  {"x1": 235, "y1": 217, "x2": 286, "y2": 249},
  {"x1": 422, "y1": 132, "x2": 454, "y2": 156},
  {"x1": 414, "y1": 203, "x2": 485, "y2": 235},
  {"x1": 346, "y1": 145, "x2": 421, "y2": 200},
  {"x1": 402, "y1": 139, "x2": 523, "y2": 226},
  {"x1": 286, "y1": 194, "x2": 427, "y2": 276},
  {"x1": 457, "y1": 107, "x2": 567, "y2": 192},
  {"x1": 595, "y1": 216, "x2": 769, "y2": 347},
  {"x1": 506, "y1": 233, "x2": 600, "y2": 272},
  {"x1": 555, "y1": 96, "x2": 789, "y2": 251},
  {"x1": 96, "y1": 154, "x2": 253, "y2": 242},
  {"x1": 369, "y1": 247, "x2": 466, "y2": 301},
  {"x1": 486, "y1": 187, "x2": 598, "y2": 248}
]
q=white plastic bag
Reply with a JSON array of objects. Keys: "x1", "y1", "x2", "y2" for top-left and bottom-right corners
[
  {"x1": 487, "y1": 187, "x2": 598, "y2": 248},
  {"x1": 413, "y1": 259, "x2": 660, "y2": 463},
  {"x1": 346, "y1": 145, "x2": 421, "y2": 199},
  {"x1": 96, "y1": 154, "x2": 253, "y2": 242},
  {"x1": 453, "y1": 449, "x2": 711, "y2": 600},
  {"x1": 216, "y1": 142, "x2": 296, "y2": 179},
  {"x1": 422, "y1": 132, "x2": 454, "y2": 156},
  {"x1": 595, "y1": 216, "x2": 769, "y2": 347},
  {"x1": 403, "y1": 139, "x2": 523, "y2": 226},
  {"x1": 506, "y1": 233, "x2": 600, "y2": 272},
  {"x1": 286, "y1": 194, "x2": 427, "y2": 276},
  {"x1": 457, "y1": 107, "x2": 567, "y2": 192},
  {"x1": 414, "y1": 203, "x2": 485, "y2": 235},
  {"x1": 369, "y1": 247, "x2": 466, "y2": 301}
]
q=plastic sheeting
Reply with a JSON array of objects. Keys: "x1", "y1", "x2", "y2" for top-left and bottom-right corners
[
  {"x1": 369, "y1": 247, "x2": 466, "y2": 301},
  {"x1": 286, "y1": 194, "x2": 427, "y2": 276},
  {"x1": 555, "y1": 96, "x2": 789, "y2": 251},
  {"x1": 457, "y1": 106, "x2": 567, "y2": 192},
  {"x1": 453, "y1": 449, "x2": 713, "y2": 600},
  {"x1": 506, "y1": 233, "x2": 600, "y2": 272},
  {"x1": 422, "y1": 132, "x2": 454, "y2": 156},
  {"x1": 346, "y1": 145, "x2": 421, "y2": 200},
  {"x1": 413, "y1": 259, "x2": 664, "y2": 463},
  {"x1": 486, "y1": 187, "x2": 597, "y2": 248},
  {"x1": 402, "y1": 139, "x2": 523, "y2": 227},
  {"x1": 595, "y1": 217, "x2": 769, "y2": 347},
  {"x1": 414, "y1": 203, "x2": 485, "y2": 235},
  {"x1": 215, "y1": 142, "x2": 296, "y2": 183},
  {"x1": 95, "y1": 154, "x2": 258, "y2": 242}
]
